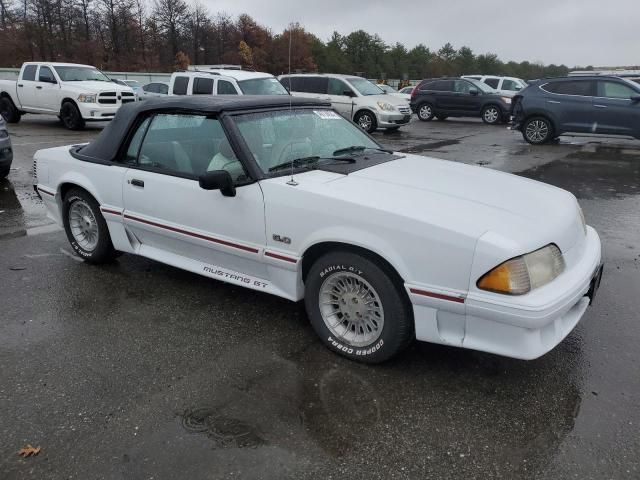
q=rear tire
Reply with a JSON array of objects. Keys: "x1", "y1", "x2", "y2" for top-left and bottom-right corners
[
  {"x1": 522, "y1": 116, "x2": 554, "y2": 145},
  {"x1": 354, "y1": 110, "x2": 377, "y2": 133},
  {"x1": 63, "y1": 188, "x2": 117, "y2": 264},
  {"x1": 0, "y1": 97, "x2": 21, "y2": 123},
  {"x1": 60, "y1": 101, "x2": 85, "y2": 130},
  {"x1": 417, "y1": 103, "x2": 434, "y2": 121},
  {"x1": 305, "y1": 251, "x2": 414, "y2": 363}
]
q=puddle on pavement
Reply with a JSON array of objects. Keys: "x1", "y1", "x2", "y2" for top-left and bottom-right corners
[
  {"x1": 0, "y1": 178, "x2": 26, "y2": 237},
  {"x1": 518, "y1": 144, "x2": 640, "y2": 199},
  {"x1": 181, "y1": 407, "x2": 265, "y2": 448}
]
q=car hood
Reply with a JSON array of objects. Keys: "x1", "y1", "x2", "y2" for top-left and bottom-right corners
[
  {"x1": 363, "y1": 93, "x2": 409, "y2": 106},
  {"x1": 288, "y1": 154, "x2": 583, "y2": 254},
  {"x1": 64, "y1": 81, "x2": 134, "y2": 93}
]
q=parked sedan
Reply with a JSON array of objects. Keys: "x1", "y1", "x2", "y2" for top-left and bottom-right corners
[
  {"x1": 512, "y1": 75, "x2": 640, "y2": 144},
  {"x1": 138, "y1": 82, "x2": 170, "y2": 100},
  {"x1": 33, "y1": 96, "x2": 602, "y2": 363},
  {"x1": 0, "y1": 116, "x2": 13, "y2": 178},
  {"x1": 411, "y1": 77, "x2": 513, "y2": 124}
]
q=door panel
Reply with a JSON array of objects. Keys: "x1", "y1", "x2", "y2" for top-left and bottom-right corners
[
  {"x1": 123, "y1": 169, "x2": 267, "y2": 278},
  {"x1": 327, "y1": 78, "x2": 355, "y2": 119},
  {"x1": 35, "y1": 66, "x2": 59, "y2": 112},
  {"x1": 592, "y1": 81, "x2": 640, "y2": 135},
  {"x1": 121, "y1": 112, "x2": 268, "y2": 279}
]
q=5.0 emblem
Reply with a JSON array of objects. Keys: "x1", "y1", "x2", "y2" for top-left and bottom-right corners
[{"x1": 272, "y1": 234, "x2": 291, "y2": 244}]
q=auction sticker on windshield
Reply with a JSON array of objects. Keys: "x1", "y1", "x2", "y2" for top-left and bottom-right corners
[{"x1": 314, "y1": 110, "x2": 342, "y2": 120}]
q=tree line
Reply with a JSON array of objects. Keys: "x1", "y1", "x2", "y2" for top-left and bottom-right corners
[{"x1": 0, "y1": 0, "x2": 576, "y2": 80}]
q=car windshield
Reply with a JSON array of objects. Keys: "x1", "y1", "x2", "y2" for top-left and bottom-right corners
[
  {"x1": 466, "y1": 78, "x2": 496, "y2": 93},
  {"x1": 233, "y1": 109, "x2": 381, "y2": 175},
  {"x1": 238, "y1": 77, "x2": 289, "y2": 95},
  {"x1": 347, "y1": 77, "x2": 385, "y2": 96},
  {"x1": 53, "y1": 66, "x2": 111, "y2": 82}
]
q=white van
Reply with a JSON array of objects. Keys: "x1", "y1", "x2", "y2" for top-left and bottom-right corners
[
  {"x1": 278, "y1": 73, "x2": 411, "y2": 133},
  {"x1": 461, "y1": 75, "x2": 527, "y2": 96},
  {"x1": 168, "y1": 68, "x2": 288, "y2": 97}
]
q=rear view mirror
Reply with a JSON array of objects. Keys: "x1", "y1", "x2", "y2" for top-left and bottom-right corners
[
  {"x1": 199, "y1": 170, "x2": 236, "y2": 197},
  {"x1": 469, "y1": 88, "x2": 479, "y2": 96}
]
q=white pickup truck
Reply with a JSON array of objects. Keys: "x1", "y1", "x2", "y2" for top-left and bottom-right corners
[{"x1": 0, "y1": 62, "x2": 136, "y2": 130}]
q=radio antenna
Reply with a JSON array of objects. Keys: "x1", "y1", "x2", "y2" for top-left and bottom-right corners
[{"x1": 286, "y1": 23, "x2": 298, "y2": 186}]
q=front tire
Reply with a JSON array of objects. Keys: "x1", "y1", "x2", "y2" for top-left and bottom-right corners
[
  {"x1": 0, "y1": 166, "x2": 9, "y2": 179},
  {"x1": 417, "y1": 103, "x2": 434, "y2": 121},
  {"x1": 354, "y1": 111, "x2": 377, "y2": 133},
  {"x1": 481, "y1": 105, "x2": 502, "y2": 125},
  {"x1": 305, "y1": 251, "x2": 414, "y2": 363},
  {"x1": 60, "y1": 101, "x2": 85, "y2": 130},
  {"x1": 522, "y1": 116, "x2": 554, "y2": 144},
  {"x1": 63, "y1": 188, "x2": 117, "y2": 264},
  {"x1": 0, "y1": 97, "x2": 21, "y2": 123}
]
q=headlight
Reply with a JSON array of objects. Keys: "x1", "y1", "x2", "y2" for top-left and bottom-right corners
[
  {"x1": 477, "y1": 244, "x2": 565, "y2": 295},
  {"x1": 501, "y1": 97, "x2": 512, "y2": 104},
  {"x1": 376, "y1": 101, "x2": 396, "y2": 112},
  {"x1": 78, "y1": 94, "x2": 97, "y2": 103}
]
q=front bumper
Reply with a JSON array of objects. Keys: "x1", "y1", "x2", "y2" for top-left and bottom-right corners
[
  {"x1": 76, "y1": 101, "x2": 134, "y2": 121},
  {"x1": 408, "y1": 226, "x2": 602, "y2": 360},
  {"x1": 377, "y1": 111, "x2": 412, "y2": 128}
]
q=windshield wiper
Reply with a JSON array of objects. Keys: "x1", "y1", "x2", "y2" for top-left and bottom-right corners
[
  {"x1": 269, "y1": 156, "x2": 355, "y2": 173},
  {"x1": 332, "y1": 146, "x2": 392, "y2": 156}
]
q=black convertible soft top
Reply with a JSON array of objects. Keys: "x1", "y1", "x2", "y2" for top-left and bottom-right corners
[{"x1": 74, "y1": 95, "x2": 328, "y2": 163}]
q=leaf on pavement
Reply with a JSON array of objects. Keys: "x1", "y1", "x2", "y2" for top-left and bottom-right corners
[{"x1": 18, "y1": 444, "x2": 41, "y2": 457}]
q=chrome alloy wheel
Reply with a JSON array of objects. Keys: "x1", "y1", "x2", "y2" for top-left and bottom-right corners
[
  {"x1": 525, "y1": 119, "x2": 549, "y2": 143},
  {"x1": 319, "y1": 272, "x2": 384, "y2": 347},
  {"x1": 483, "y1": 107, "x2": 499, "y2": 123},
  {"x1": 68, "y1": 200, "x2": 99, "y2": 251},
  {"x1": 358, "y1": 114, "x2": 373, "y2": 131},
  {"x1": 418, "y1": 104, "x2": 432, "y2": 120}
]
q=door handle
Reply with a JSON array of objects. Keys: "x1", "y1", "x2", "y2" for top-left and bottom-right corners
[
  {"x1": 594, "y1": 104, "x2": 607, "y2": 108},
  {"x1": 36, "y1": 86, "x2": 42, "y2": 89},
  {"x1": 130, "y1": 179, "x2": 144, "y2": 188},
  {"x1": 17, "y1": 84, "x2": 23, "y2": 87}
]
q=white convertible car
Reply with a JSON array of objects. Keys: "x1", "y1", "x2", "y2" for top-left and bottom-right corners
[{"x1": 33, "y1": 96, "x2": 603, "y2": 363}]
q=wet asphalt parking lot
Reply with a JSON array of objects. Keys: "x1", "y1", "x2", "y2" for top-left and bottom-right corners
[{"x1": 1, "y1": 115, "x2": 639, "y2": 479}]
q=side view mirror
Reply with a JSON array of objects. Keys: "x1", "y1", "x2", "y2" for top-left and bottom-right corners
[
  {"x1": 199, "y1": 170, "x2": 236, "y2": 197},
  {"x1": 343, "y1": 90, "x2": 355, "y2": 97},
  {"x1": 514, "y1": 85, "x2": 523, "y2": 91},
  {"x1": 469, "y1": 88, "x2": 479, "y2": 96},
  {"x1": 631, "y1": 95, "x2": 640, "y2": 103}
]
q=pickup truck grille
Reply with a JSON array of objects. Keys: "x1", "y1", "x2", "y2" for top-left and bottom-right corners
[
  {"x1": 98, "y1": 92, "x2": 136, "y2": 105},
  {"x1": 121, "y1": 92, "x2": 136, "y2": 104}
]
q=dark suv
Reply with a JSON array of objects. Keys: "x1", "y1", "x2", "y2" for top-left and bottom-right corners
[
  {"x1": 0, "y1": 116, "x2": 12, "y2": 179},
  {"x1": 410, "y1": 77, "x2": 513, "y2": 125},
  {"x1": 512, "y1": 76, "x2": 640, "y2": 144}
]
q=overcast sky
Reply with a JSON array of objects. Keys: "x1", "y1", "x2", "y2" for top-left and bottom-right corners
[{"x1": 201, "y1": 0, "x2": 637, "y2": 67}]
